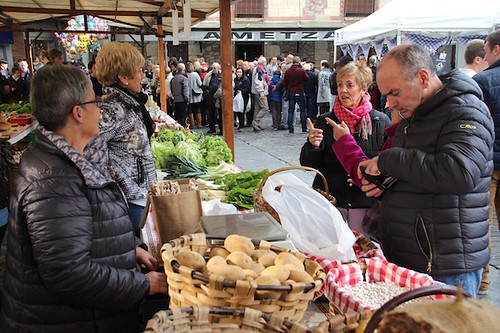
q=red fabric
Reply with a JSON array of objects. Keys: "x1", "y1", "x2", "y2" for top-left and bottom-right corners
[
  {"x1": 283, "y1": 64, "x2": 309, "y2": 93},
  {"x1": 333, "y1": 94, "x2": 372, "y2": 140}
]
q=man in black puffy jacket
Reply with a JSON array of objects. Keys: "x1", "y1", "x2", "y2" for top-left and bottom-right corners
[
  {"x1": 473, "y1": 29, "x2": 500, "y2": 295},
  {"x1": 359, "y1": 44, "x2": 494, "y2": 297}
]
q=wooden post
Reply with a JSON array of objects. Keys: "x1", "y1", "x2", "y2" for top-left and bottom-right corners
[
  {"x1": 157, "y1": 16, "x2": 167, "y2": 113},
  {"x1": 220, "y1": 0, "x2": 234, "y2": 160},
  {"x1": 24, "y1": 31, "x2": 33, "y2": 75}
]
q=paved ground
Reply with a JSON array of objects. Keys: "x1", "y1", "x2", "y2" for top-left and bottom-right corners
[{"x1": 213, "y1": 112, "x2": 500, "y2": 306}]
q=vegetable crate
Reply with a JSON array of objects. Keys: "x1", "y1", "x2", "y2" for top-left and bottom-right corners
[
  {"x1": 323, "y1": 257, "x2": 451, "y2": 314},
  {"x1": 144, "y1": 306, "x2": 315, "y2": 333},
  {"x1": 161, "y1": 233, "x2": 326, "y2": 322}
]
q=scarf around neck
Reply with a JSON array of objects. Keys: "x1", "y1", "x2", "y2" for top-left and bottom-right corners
[{"x1": 333, "y1": 93, "x2": 373, "y2": 140}]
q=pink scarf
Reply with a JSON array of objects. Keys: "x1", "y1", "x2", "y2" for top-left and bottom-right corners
[{"x1": 333, "y1": 93, "x2": 372, "y2": 140}]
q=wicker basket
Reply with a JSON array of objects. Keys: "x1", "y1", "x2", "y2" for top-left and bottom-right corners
[
  {"x1": 144, "y1": 306, "x2": 314, "y2": 333},
  {"x1": 161, "y1": 233, "x2": 326, "y2": 322},
  {"x1": 253, "y1": 166, "x2": 336, "y2": 223}
]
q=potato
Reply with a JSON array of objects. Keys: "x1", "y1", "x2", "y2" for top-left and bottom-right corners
[
  {"x1": 289, "y1": 269, "x2": 314, "y2": 283},
  {"x1": 226, "y1": 251, "x2": 253, "y2": 269},
  {"x1": 258, "y1": 252, "x2": 277, "y2": 267},
  {"x1": 274, "y1": 252, "x2": 304, "y2": 271},
  {"x1": 175, "y1": 250, "x2": 206, "y2": 272},
  {"x1": 261, "y1": 265, "x2": 290, "y2": 282},
  {"x1": 252, "y1": 249, "x2": 275, "y2": 260},
  {"x1": 205, "y1": 264, "x2": 245, "y2": 281},
  {"x1": 207, "y1": 256, "x2": 227, "y2": 268},
  {"x1": 243, "y1": 269, "x2": 259, "y2": 280},
  {"x1": 248, "y1": 262, "x2": 265, "y2": 275},
  {"x1": 224, "y1": 234, "x2": 255, "y2": 256},
  {"x1": 255, "y1": 275, "x2": 281, "y2": 300},
  {"x1": 209, "y1": 247, "x2": 230, "y2": 259}
]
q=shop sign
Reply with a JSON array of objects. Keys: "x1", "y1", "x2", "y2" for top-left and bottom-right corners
[{"x1": 163, "y1": 30, "x2": 336, "y2": 42}]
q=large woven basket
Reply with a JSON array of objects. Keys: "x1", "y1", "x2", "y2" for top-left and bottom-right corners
[
  {"x1": 144, "y1": 306, "x2": 314, "y2": 333},
  {"x1": 253, "y1": 166, "x2": 336, "y2": 223},
  {"x1": 161, "y1": 233, "x2": 326, "y2": 322}
]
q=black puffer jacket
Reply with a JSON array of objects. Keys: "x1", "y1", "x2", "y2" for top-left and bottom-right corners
[
  {"x1": 0, "y1": 128, "x2": 150, "y2": 333},
  {"x1": 300, "y1": 109, "x2": 391, "y2": 209},
  {"x1": 377, "y1": 71, "x2": 494, "y2": 276}
]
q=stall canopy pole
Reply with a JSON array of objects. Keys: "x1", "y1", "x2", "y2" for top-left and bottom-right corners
[
  {"x1": 157, "y1": 15, "x2": 167, "y2": 113},
  {"x1": 220, "y1": 0, "x2": 234, "y2": 160}
]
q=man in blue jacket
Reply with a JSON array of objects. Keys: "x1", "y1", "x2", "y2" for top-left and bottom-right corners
[
  {"x1": 473, "y1": 29, "x2": 500, "y2": 295},
  {"x1": 359, "y1": 44, "x2": 494, "y2": 297}
]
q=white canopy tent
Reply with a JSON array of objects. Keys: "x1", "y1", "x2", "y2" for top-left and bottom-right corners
[{"x1": 334, "y1": 0, "x2": 500, "y2": 62}]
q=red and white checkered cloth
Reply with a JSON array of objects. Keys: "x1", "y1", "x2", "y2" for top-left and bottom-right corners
[{"x1": 322, "y1": 257, "x2": 450, "y2": 313}]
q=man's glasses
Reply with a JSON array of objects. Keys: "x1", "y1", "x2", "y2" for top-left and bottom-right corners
[{"x1": 69, "y1": 97, "x2": 103, "y2": 114}]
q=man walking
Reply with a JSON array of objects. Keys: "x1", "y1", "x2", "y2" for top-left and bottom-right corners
[
  {"x1": 357, "y1": 44, "x2": 493, "y2": 297},
  {"x1": 284, "y1": 56, "x2": 309, "y2": 133},
  {"x1": 250, "y1": 56, "x2": 270, "y2": 131},
  {"x1": 473, "y1": 29, "x2": 500, "y2": 295}
]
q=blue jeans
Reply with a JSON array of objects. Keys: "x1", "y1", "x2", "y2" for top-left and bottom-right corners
[
  {"x1": 287, "y1": 92, "x2": 307, "y2": 132},
  {"x1": 433, "y1": 268, "x2": 483, "y2": 297},
  {"x1": 305, "y1": 93, "x2": 317, "y2": 121},
  {"x1": 128, "y1": 202, "x2": 145, "y2": 235}
]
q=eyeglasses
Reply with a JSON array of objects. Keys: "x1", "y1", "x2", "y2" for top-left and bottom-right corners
[{"x1": 69, "y1": 97, "x2": 103, "y2": 114}]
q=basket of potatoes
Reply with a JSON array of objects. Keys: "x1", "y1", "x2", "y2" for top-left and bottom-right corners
[{"x1": 161, "y1": 233, "x2": 326, "y2": 322}]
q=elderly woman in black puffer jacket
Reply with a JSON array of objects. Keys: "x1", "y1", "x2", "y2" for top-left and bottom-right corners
[{"x1": 0, "y1": 65, "x2": 167, "y2": 333}]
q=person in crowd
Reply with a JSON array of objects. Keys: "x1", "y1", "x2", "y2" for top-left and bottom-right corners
[
  {"x1": 367, "y1": 55, "x2": 381, "y2": 110},
  {"x1": 88, "y1": 60, "x2": 103, "y2": 97},
  {"x1": 243, "y1": 61, "x2": 255, "y2": 127},
  {"x1": 7, "y1": 67, "x2": 29, "y2": 103},
  {"x1": 473, "y1": 29, "x2": 500, "y2": 295},
  {"x1": 171, "y1": 62, "x2": 190, "y2": 127},
  {"x1": 0, "y1": 59, "x2": 9, "y2": 79},
  {"x1": 0, "y1": 60, "x2": 9, "y2": 104},
  {"x1": 460, "y1": 39, "x2": 488, "y2": 77},
  {"x1": 234, "y1": 67, "x2": 251, "y2": 131},
  {"x1": 303, "y1": 63, "x2": 318, "y2": 122},
  {"x1": 165, "y1": 65, "x2": 174, "y2": 116},
  {"x1": 47, "y1": 48, "x2": 64, "y2": 65},
  {"x1": 284, "y1": 56, "x2": 309, "y2": 133},
  {"x1": 357, "y1": 53, "x2": 367, "y2": 65},
  {"x1": 250, "y1": 56, "x2": 270, "y2": 131},
  {"x1": 359, "y1": 44, "x2": 493, "y2": 297},
  {"x1": 194, "y1": 64, "x2": 208, "y2": 125},
  {"x1": 93, "y1": 41, "x2": 157, "y2": 235},
  {"x1": 0, "y1": 64, "x2": 167, "y2": 332},
  {"x1": 301, "y1": 61, "x2": 390, "y2": 233},
  {"x1": 266, "y1": 56, "x2": 279, "y2": 78},
  {"x1": 202, "y1": 62, "x2": 222, "y2": 134},
  {"x1": 17, "y1": 60, "x2": 30, "y2": 81},
  {"x1": 317, "y1": 60, "x2": 332, "y2": 115},
  {"x1": 268, "y1": 69, "x2": 285, "y2": 130},
  {"x1": 187, "y1": 62, "x2": 203, "y2": 129}
]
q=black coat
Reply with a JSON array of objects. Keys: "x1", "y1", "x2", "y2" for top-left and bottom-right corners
[
  {"x1": 378, "y1": 71, "x2": 494, "y2": 276},
  {"x1": 300, "y1": 109, "x2": 390, "y2": 209},
  {"x1": 0, "y1": 129, "x2": 150, "y2": 332}
]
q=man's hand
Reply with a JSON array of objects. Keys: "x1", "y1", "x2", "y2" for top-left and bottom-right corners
[
  {"x1": 146, "y1": 271, "x2": 168, "y2": 295},
  {"x1": 358, "y1": 157, "x2": 384, "y2": 198},
  {"x1": 136, "y1": 246, "x2": 159, "y2": 272}
]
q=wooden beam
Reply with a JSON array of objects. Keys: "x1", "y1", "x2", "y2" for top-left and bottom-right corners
[
  {"x1": 0, "y1": 6, "x2": 207, "y2": 18},
  {"x1": 220, "y1": 0, "x2": 234, "y2": 159}
]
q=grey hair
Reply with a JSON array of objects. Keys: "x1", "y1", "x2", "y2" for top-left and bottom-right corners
[
  {"x1": 177, "y1": 62, "x2": 186, "y2": 72},
  {"x1": 378, "y1": 44, "x2": 436, "y2": 81},
  {"x1": 30, "y1": 64, "x2": 90, "y2": 131},
  {"x1": 258, "y1": 56, "x2": 267, "y2": 64}
]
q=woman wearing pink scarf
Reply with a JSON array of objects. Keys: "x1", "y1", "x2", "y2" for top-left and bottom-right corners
[{"x1": 300, "y1": 61, "x2": 391, "y2": 234}]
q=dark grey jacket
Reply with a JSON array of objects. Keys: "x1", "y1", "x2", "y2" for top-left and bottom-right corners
[
  {"x1": 474, "y1": 59, "x2": 500, "y2": 169},
  {"x1": 377, "y1": 71, "x2": 494, "y2": 276},
  {"x1": 0, "y1": 127, "x2": 150, "y2": 332}
]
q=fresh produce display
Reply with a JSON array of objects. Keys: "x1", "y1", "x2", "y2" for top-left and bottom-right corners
[
  {"x1": 214, "y1": 169, "x2": 269, "y2": 209},
  {"x1": 0, "y1": 102, "x2": 31, "y2": 115},
  {"x1": 173, "y1": 234, "x2": 316, "y2": 297},
  {"x1": 151, "y1": 128, "x2": 235, "y2": 179}
]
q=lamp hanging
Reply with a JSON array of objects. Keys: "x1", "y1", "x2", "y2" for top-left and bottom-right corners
[{"x1": 183, "y1": 0, "x2": 192, "y2": 38}]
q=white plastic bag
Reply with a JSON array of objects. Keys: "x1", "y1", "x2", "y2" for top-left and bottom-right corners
[
  {"x1": 233, "y1": 91, "x2": 244, "y2": 113},
  {"x1": 202, "y1": 199, "x2": 238, "y2": 216},
  {"x1": 263, "y1": 173, "x2": 356, "y2": 261}
]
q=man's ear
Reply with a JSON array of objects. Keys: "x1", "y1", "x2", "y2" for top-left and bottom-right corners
[{"x1": 416, "y1": 69, "x2": 430, "y2": 88}]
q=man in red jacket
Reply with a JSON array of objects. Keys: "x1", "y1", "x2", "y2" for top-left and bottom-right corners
[{"x1": 284, "y1": 56, "x2": 309, "y2": 133}]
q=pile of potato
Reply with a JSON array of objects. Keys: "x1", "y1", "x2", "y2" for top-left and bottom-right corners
[{"x1": 174, "y1": 234, "x2": 315, "y2": 300}]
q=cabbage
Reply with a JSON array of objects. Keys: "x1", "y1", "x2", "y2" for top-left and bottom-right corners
[
  {"x1": 151, "y1": 141, "x2": 175, "y2": 169},
  {"x1": 201, "y1": 136, "x2": 233, "y2": 166}
]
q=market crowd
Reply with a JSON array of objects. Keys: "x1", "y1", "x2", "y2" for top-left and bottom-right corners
[{"x1": 0, "y1": 27, "x2": 498, "y2": 332}]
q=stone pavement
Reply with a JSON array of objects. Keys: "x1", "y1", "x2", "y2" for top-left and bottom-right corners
[{"x1": 210, "y1": 112, "x2": 500, "y2": 306}]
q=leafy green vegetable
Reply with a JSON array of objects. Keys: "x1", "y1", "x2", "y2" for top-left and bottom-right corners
[
  {"x1": 164, "y1": 155, "x2": 208, "y2": 179},
  {"x1": 151, "y1": 141, "x2": 175, "y2": 169},
  {"x1": 201, "y1": 136, "x2": 233, "y2": 166},
  {"x1": 175, "y1": 139, "x2": 206, "y2": 167},
  {"x1": 214, "y1": 169, "x2": 269, "y2": 208}
]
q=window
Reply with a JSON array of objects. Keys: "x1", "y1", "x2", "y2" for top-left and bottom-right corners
[
  {"x1": 234, "y1": 0, "x2": 264, "y2": 19},
  {"x1": 344, "y1": 0, "x2": 375, "y2": 17}
]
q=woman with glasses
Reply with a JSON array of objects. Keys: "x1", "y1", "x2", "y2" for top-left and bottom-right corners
[
  {"x1": 0, "y1": 64, "x2": 167, "y2": 332},
  {"x1": 93, "y1": 42, "x2": 157, "y2": 235}
]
